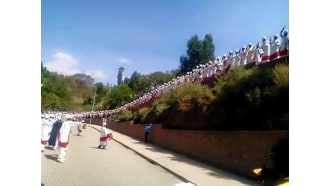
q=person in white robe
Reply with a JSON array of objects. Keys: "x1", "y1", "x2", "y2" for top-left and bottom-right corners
[
  {"x1": 41, "y1": 114, "x2": 53, "y2": 152},
  {"x1": 98, "y1": 118, "x2": 110, "y2": 149},
  {"x1": 56, "y1": 114, "x2": 75, "y2": 163}
]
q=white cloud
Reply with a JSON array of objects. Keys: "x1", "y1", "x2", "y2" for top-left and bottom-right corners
[
  {"x1": 118, "y1": 58, "x2": 131, "y2": 64},
  {"x1": 44, "y1": 52, "x2": 111, "y2": 84},
  {"x1": 44, "y1": 52, "x2": 81, "y2": 75},
  {"x1": 85, "y1": 70, "x2": 107, "y2": 81}
]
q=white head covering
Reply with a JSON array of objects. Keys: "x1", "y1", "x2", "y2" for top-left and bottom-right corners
[
  {"x1": 61, "y1": 114, "x2": 72, "y2": 122},
  {"x1": 44, "y1": 114, "x2": 50, "y2": 119}
]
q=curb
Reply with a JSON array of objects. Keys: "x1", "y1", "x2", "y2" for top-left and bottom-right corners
[{"x1": 88, "y1": 125, "x2": 197, "y2": 186}]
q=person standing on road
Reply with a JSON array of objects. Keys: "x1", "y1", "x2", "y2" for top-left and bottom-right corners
[
  {"x1": 98, "y1": 118, "x2": 110, "y2": 149},
  {"x1": 48, "y1": 117, "x2": 62, "y2": 150},
  {"x1": 77, "y1": 119, "x2": 84, "y2": 136},
  {"x1": 144, "y1": 123, "x2": 152, "y2": 143},
  {"x1": 56, "y1": 114, "x2": 73, "y2": 163},
  {"x1": 41, "y1": 114, "x2": 52, "y2": 152}
]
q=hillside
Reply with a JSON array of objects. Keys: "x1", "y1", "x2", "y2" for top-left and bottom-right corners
[{"x1": 116, "y1": 59, "x2": 289, "y2": 131}]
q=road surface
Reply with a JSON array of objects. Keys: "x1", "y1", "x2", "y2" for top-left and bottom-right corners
[{"x1": 41, "y1": 126, "x2": 186, "y2": 186}]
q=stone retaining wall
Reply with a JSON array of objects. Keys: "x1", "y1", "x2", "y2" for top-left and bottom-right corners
[{"x1": 95, "y1": 120, "x2": 288, "y2": 178}]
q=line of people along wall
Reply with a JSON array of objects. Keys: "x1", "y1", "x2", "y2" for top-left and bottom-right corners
[
  {"x1": 104, "y1": 28, "x2": 289, "y2": 116},
  {"x1": 49, "y1": 28, "x2": 289, "y2": 121}
]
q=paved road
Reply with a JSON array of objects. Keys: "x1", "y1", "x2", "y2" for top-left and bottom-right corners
[{"x1": 41, "y1": 126, "x2": 185, "y2": 186}]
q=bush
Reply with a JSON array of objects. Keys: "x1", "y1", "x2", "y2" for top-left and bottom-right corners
[
  {"x1": 273, "y1": 63, "x2": 289, "y2": 87},
  {"x1": 117, "y1": 110, "x2": 134, "y2": 122},
  {"x1": 133, "y1": 107, "x2": 149, "y2": 124},
  {"x1": 169, "y1": 82, "x2": 214, "y2": 111},
  {"x1": 131, "y1": 61, "x2": 289, "y2": 131},
  {"x1": 208, "y1": 64, "x2": 288, "y2": 130},
  {"x1": 159, "y1": 82, "x2": 214, "y2": 129}
]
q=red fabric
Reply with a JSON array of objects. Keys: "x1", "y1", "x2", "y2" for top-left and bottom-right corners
[
  {"x1": 100, "y1": 136, "x2": 108, "y2": 142},
  {"x1": 41, "y1": 140, "x2": 47, "y2": 145},
  {"x1": 270, "y1": 51, "x2": 280, "y2": 60},
  {"x1": 58, "y1": 141, "x2": 68, "y2": 148},
  {"x1": 280, "y1": 49, "x2": 289, "y2": 57},
  {"x1": 261, "y1": 55, "x2": 270, "y2": 62},
  {"x1": 221, "y1": 64, "x2": 231, "y2": 75}
]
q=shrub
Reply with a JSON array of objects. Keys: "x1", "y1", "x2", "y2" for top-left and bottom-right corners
[
  {"x1": 209, "y1": 64, "x2": 288, "y2": 130},
  {"x1": 273, "y1": 63, "x2": 289, "y2": 87},
  {"x1": 133, "y1": 107, "x2": 149, "y2": 124},
  {"x1": 170, "y1": 82, "x2": 214, "y2": 111},
  {"x1": 159, "y1": 82, "x2": 214, "y2": 129},
  {"x1": 128, "y1": 61, "x2": 289, "y2": 131},
  {"x1": 117, "y1": 110, "x2": 133, "y2": 122}
]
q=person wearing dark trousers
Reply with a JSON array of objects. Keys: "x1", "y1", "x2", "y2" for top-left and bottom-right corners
[{"x1": 144, "y1": 124, "x2": 152, "y2": 143}]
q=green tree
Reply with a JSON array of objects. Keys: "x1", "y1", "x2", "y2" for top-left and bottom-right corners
[
  {"x1": 148, "y1": 71, "x2": 175, "y2": 89},
  {"x1": 200, "y1": 34, "x2": 215, "y2": 64},
  {"x1": 128, "y1": 71, "x2": 142, "y2": 93},
  {"x1": 179, "y1": 34, "x2": 215, "y2": 74},
  {"x1": 94, "y1": 82, "x2": 106, "y2": 96},
  {"x1": 105, "y1": 84, "x2": 132, "y2": 109},
  {"x1": 127, "y1": 71, "x2": 175, "y2": 99},
  {"x1": 123, "y1": 77, "x2": 130, "y2": 85},
  {"x1": 93, "y1": 82, "x2": 109, "y2": 104},
  {"x1": 41, "y1": 64, "x2": 73, "y2": 111},
  {"x1": 179, "y1": 55, "x2": 189, "y2": 75},
  {"x1": 182, "y1": 35, "x2": 202, "y2": 74},
  {"x1": 70, "y1": 73, "x2": 94, "y2": 88}
]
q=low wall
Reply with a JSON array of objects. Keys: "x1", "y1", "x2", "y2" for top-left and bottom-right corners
[{"x1": 106, "y1": 121, "x2": 288, "y2": 178}]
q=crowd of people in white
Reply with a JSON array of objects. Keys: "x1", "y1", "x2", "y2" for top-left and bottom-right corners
[
  {"x1": 120, "y1": 28, "x2": 289, "y2": 112},
  {"x1": 42, "y1": 28, "x2": 289, "y2": 120},
  {"x1": 41, "y1": 112, "x2": 113, "y2": 163},
  {"x1": 42, "y1": 28, "x2": 289, "y2": 160},
  {"x1": 41, "y1": 113, "x2": 84, "y2": 163}
]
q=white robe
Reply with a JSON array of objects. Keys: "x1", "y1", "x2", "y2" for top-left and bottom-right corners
[
  {"x1": 246, "y1": 47, "x2": 255, "y2": 64},
  {"x1": 261, "y1": 41, "x2": 270, "y2": 62},
  {"x1": 57, "y1": 120, "x2": 72, "y2": 148},
  {"x1": 99, "y1": 126, "x2": 109, "y2": 145},
  {"x1": 41, "y1": 118, "x2": 52, "y2": 144},
  {"x1": 270, "y1": 39, "x2": 281, "y2": 60}
]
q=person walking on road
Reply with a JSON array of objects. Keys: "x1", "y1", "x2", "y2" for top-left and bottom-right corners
[
  {"x1": 41, "y1": 114, "x2": 53, "y2": 152},
  {"x1": 48, "y1": 118, "x2": 62, "y2": 150},
  {"x1": 77, "y1": 119, "x2": 84, "y2": 136},
  {"x1": 56, "y1": 114, "x2": 73, "y2": 163},
  {"x1": 98, "y1": 118, "x2": 110, "y2": 149},
  {"x1": 144, "y1": 123, "x2": 152, "y2": 143}
]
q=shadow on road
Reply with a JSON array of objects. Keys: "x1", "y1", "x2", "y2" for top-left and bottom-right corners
[
  {"x1": 45, "y1": 146, "x2": 55, "y2": 150},
  {"x1": 89, "y1": 146, "x2": 107, "y2": 150},
  {"x1": 44, "y1": 154, "x2": 58, "y2": 162},
  {"x1": 145, "y1": 146, "x2": 172, "y2": 154}
]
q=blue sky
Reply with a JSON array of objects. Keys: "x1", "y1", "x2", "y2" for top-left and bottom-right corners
[{"x1": 42, "y1": 0, "x2": 288, "y2": 86}]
